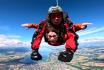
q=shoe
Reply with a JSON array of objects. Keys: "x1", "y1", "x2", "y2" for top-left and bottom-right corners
[
  {"x1": 31, "y1": 49, "x2": 42, "y2": 61},
  {"x1": 58, "y1": 48, "x2": 74, "y2": 62}
]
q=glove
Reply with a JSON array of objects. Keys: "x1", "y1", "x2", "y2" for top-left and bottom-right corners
[
  {"x1": 58, "y1": 48, "x2": 74, "y2": 62},
  {"x1": 31, "y1": 49, "x2": 42, "y2": 61}
]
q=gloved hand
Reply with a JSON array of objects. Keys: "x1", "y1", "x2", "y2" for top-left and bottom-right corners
[
  {"x1": 31, "y1": 49, "x2": 42, "y2": 61},
  {"x1": 58, "y1": 48, "x2": 74, "y2": 62}
]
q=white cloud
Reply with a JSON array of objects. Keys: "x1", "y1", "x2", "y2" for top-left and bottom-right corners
[
  {"x1": 79, "y1": 37, "x2": 104, "y2": 43},
  {"x1": 0, "y1": 34, "x2": 21, "y2": 39},
  {"x1": 77, "y1": 27, "x2": 104, "y2": 36},
  {"x1": 7, "y1": 35, "x2": 21, "y2": 39},
  {"x1": 0, "y1": 34, "x2": 30, "y2": 47}
]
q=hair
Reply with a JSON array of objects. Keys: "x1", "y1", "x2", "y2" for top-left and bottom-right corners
[
  {"x1": 43, "y1": 12, "x2": 73, "y2": 43},
  {"x1": 43, "y1": 12, "x2": 65, "y2": 43}
]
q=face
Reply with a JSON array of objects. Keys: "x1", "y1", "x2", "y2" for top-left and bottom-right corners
[
  {"x1": 47, "y1": 31, "x2": 58, "y2": 44},
  {"x1": 50, "y1": 13, "x2": 62, "y2": 25}
]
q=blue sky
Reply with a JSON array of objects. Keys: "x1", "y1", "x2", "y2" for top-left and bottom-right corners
[{"x1": 0, "y1": 0, "x2": 104, "y2": 47}]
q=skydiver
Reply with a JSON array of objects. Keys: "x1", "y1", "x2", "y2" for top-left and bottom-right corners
[{"x1": 21, "y1": 5, "x2": 91, "y2": 62}]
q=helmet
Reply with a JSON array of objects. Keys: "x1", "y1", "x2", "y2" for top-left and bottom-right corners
[{"x1": 48, "y1": 6, "x2": 63, "y2": 14}]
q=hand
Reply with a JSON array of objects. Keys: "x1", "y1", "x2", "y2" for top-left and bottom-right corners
[
  {"x1": 81, "y1": 22, "x2": 92, "y2": 29},
  {"x1": 21, "y1": 24, "x2": 29, "y2": 27},
  {"x1": 82, "y1": 22, "x2": 92, "y2": 26}
]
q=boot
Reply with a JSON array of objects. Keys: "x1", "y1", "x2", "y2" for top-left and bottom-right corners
[
  {"x1": 58, "y1": 48, "x2": 74, "y2": 62},
  {"x1": 31, "y1": 49, "x2": 42, "y2": 61}
]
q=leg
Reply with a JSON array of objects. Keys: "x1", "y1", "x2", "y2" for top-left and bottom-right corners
[
  {"x1": 65, "y1": 32, "x2": 78, "y2": 52},
  {"x1": 31, "y1": 32, "x2": 43, "y2": 60},
  {"x1": 31, "y1": 26, "x2": 46, "y2": 60},
  {"x1": 31, "y1": 31, "x2": 38, "y2": 44},
  {"x1": 58, "y1": 32, "x2": 79, "y2": 62},
  {"x1": 31, "y1": 33, "x2": 43, "y2": 49},
  {"x1": 31, "y1": 24, "x2": 46, "y2": 49}
]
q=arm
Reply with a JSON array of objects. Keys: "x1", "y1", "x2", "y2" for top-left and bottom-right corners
[
  {"x1": 21, "y1": 23, "x2": 39, "y2": 29},
  {"x1": 73, "y1": 22, "x2": 92, "y2": 32}
]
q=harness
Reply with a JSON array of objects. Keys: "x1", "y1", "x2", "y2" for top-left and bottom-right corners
[{"x1": 31, "y1": 19, "x2": 75, "y2": 45}]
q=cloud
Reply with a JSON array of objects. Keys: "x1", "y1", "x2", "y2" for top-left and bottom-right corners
[
  {"x1": 0, "y1": 34, "x2": 30, "y2": 47},
  {"x1": 0, "y1": 34, "x2": 21, "y2": 39},
  {"x1": 77, "y1": 27, "x2": 104, "y2": 36},
  {"x1": 79, "y1": 37, "x2": 104, "y2": 43}
]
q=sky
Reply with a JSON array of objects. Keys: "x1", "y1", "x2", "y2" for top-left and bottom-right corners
[{"x1": 0, "y1": 0, "x2": 104, "y2": 47}]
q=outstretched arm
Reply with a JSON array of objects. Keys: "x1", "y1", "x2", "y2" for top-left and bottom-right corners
[
  {"x1": 21, "y1": 23, "x2": 39, "y2": 29},
  {"x1": 74, "y1": 22, "x2": 92, "y2": 32}
]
